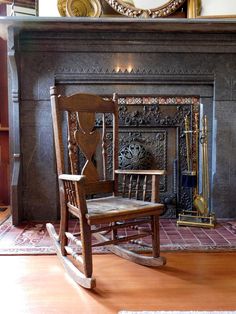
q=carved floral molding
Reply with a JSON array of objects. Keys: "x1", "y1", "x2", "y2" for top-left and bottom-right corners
[{"x1": 104, "y1": 0, "x2": 186, "y2": 18}]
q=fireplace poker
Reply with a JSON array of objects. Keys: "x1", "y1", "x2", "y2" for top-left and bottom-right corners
[{"x1": 181, "y1": 115, "x2": 196, "y2": 188}]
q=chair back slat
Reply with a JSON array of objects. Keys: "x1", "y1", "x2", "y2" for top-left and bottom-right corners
[
  {"x1": 74, "y1": 111, "x2": 100, "y2": 182},
  {"x1": 84, "y1": 180, "x2": 114, "y2": 195},
  {"x1": 50, "y1": 86, "x2": 118, "y2": 194},
  {"x1": 58, "y1": 93, "x2": 116, "y2": 113}
]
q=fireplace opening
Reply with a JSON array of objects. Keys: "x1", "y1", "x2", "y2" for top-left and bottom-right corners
[
  {"x1": 73, "y1": 95, "x2": 200, "y2": 218},
  {"x1": 116, "y1": 95, "x2": 200, "y2": 217}
]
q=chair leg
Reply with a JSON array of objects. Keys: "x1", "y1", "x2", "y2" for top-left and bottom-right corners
[
  {"x1": 80, "y1": 217, "x2": 93, "y2": 278},
  {"x1": 112, "y1": 222, "x2": 118, "y2": 240},
  {"x1": 151, "y1": 215, "x2": 160, "y2": 258},
  {"x1": 46, "y1": 223, "x2": 96, "y2": 289},
  {"x1": 59, "y1": 204, "x2": 69, "y2": 256}
]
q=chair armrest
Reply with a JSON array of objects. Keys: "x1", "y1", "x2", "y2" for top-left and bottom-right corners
[
  {"x1": 115, "y1": 169, "x2": 166, "y2": 203},
  {"x1": 115, "y1": 169, "x2": 166, "y2": 176},
  {"x1": 59, "y1": 174, "x2": 88, "y2": 216},
  {"x1": 59, "y1": 174, "x2": 86, "y2": 183}
]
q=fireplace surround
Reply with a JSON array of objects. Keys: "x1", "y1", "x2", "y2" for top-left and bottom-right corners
[{"x1": 1, "y1": 17, "x2": 236, "y2": 224}]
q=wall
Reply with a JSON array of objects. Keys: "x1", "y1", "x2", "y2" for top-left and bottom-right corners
[{"x1": 201, "y1": 0, "x2": 236, "y2": 16}]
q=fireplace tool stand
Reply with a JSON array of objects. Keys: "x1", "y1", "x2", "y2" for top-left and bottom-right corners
[{"x1": 177, "y1": 114, "x2": 216, "y2": 228}]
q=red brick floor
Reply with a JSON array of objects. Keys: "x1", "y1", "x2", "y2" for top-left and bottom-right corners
[{"x1": 159, "y1": 219, "x2": 236, "y2": 250}]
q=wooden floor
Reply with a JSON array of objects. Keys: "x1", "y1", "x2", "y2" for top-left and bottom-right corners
[
  {"x1": 0, "y1": 205, "x2": 10, "y2": 224},
  {"x1": 0, "y1": 252, "x2": 236, "y2": 314}
]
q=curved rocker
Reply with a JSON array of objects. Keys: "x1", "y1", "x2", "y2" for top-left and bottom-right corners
[
  {"x1": 94, "y1": 232, "x2": 166, "y2": 267},
  {"x1": 46, "y1": 223, "x2": 96, "y2": 289}
]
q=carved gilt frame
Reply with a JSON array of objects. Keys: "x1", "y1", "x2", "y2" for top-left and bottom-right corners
[{"x1": 104, "y1": 0, "x2": 187, "y2": 18}]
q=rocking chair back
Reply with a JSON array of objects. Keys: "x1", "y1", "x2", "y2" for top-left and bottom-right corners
[{"x1": 50, "y1": 87, "x2": 118, "y2": 194}]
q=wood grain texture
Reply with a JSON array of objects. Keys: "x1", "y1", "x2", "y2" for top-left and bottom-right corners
[
  {"x1": 0, "y1": 205, "x2": 10, "y2": 224},
  {"x1": 58, "y1": 93, "x2": 116, "y2": 113},
  {"x1": 46, "y1": 223, "x2": 95, "y2": 289},
  {"x1": 0, "y1": 252, "x2": 235, "y2": 314},
  {"x1": 85, "y1": 196, "x2": 164, "y2": 224}
]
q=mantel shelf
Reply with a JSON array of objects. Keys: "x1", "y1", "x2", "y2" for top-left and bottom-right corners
[{"x1": 0, "y1": 17, "x2": 236, "y2": 37}]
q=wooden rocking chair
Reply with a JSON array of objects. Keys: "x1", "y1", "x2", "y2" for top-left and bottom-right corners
[{"x1": 47, "y1": 87, "x2": 166, "y2": 289}]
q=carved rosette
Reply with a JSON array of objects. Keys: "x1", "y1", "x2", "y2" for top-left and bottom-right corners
[
  {"x1": 119, "y1": 143, "x2": 152, "y2": 170},
  {"x1": 104, "y1": 0, "x2": 186, "y2": 18}
]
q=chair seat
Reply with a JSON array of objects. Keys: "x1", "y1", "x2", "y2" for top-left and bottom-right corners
[{"x1": 86, "y1": 196, "x2": 164, "y2": 224}]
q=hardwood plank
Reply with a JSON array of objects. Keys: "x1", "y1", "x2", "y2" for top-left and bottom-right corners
[
  {"x1": 0, "y1": 252, "x2": 235, "y2": 314},
  {"x1": 0, "y1": 205, "x2": 10, "y2": 224}
]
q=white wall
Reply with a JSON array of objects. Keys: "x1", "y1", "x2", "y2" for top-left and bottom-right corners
[
  {"x1": 38, "y1": 0, "x2": 236, "y2": 17},
  {"x1": 38, "y1": 0, "x2": 60, "y2": 17},
  {"x1": 201, "y1": 0, "x2": 236, "y2": 16}
]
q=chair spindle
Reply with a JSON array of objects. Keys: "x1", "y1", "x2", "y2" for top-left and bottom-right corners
[
  {"x1": 142, "y1": 175, "x2": 147, "y2": 201},
  {"x1": 128, "y1": 175, "x2": 133, "y2": 199},
  {"x1": 135, "y1": 175, "x2": 140, "y2": 200},
  {"x1": 102, "y1": 113, "x2": 107, "y2": 180}
]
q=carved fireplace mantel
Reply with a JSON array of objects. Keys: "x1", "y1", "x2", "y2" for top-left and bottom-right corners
[
  {"x1": 1, "y1": 16, "x2": 236, "y2": 33},
  {"x1": 1, "y1": 17, "x2": 236, "y2": 224}
]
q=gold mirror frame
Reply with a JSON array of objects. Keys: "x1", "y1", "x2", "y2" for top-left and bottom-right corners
[{"x1": 104, "y1": 0, "x2": 186, "y2": 18}]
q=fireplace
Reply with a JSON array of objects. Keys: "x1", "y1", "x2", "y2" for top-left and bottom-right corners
[
  {"x1": 64, "y1": 93, "x2": 200, "y2": 218},
  {"x1": 2, "y1": 17, "x2": 236, "y2": 224},
  {"x1": 115, "y1": 95, "x2": 200, "y2": 217}
]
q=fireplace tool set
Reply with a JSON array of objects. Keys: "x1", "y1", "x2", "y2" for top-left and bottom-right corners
[{"x1": 177, "y1": 114, "x2": 216, "y2": 228}]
